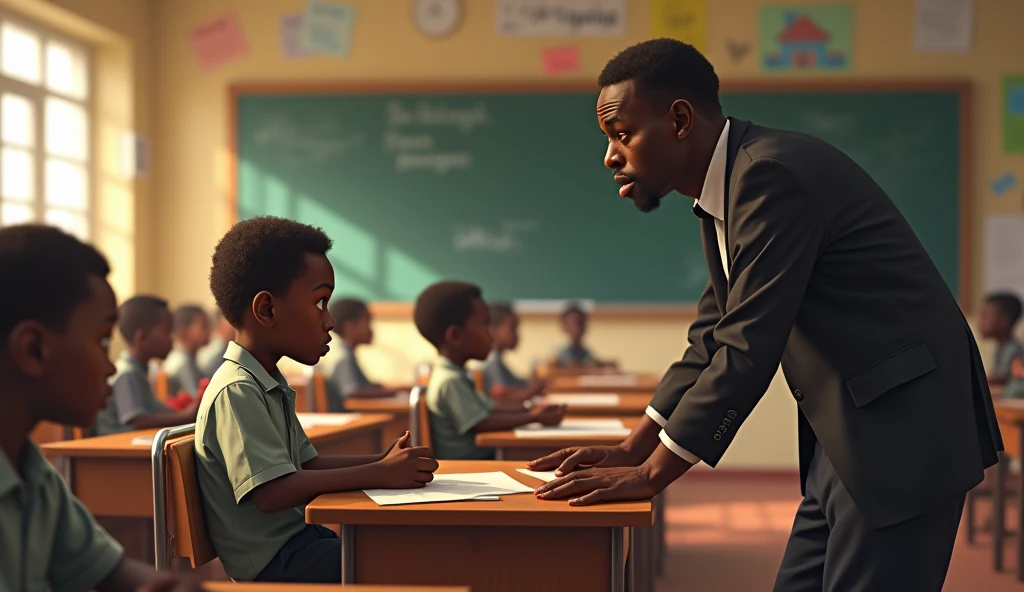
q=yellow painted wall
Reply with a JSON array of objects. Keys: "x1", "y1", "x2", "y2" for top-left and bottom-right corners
[{"x1": 16, "y1": 0, "x2": 1021, "y2": 468}]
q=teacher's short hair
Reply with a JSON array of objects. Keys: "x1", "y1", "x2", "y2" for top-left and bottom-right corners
[{"x1": 598, "y1": 38, "x2": 721, "y2": 114}]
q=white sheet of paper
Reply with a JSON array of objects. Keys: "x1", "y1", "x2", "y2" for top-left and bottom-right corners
[
  {"x1": 131, "y1": 437, "x2": 153, "y2": 446},
  {"x1": 984, "y1": 216, "x2": 1024, "y2": 301},
  {"x1": 514, "y1": 418, "x2": 629, "y2": 438},
  {"x1": 296, "y1": 413, "x2": 361, "y2": 428},
  {"x1": 914, "y1": 0, "x2": 973, "y2": 53},
  {"x1": 363, "y1": 472, "x2": 534, "y2": 506},
  {"x1": 577, "y1": 374, "x2": 637, "y2": 387},
  {"x1": 543, "y1": 394, "x2": 621, "y2": 406},
  {"x1": 516, "y1": 469, "x2": 558, "y2": 483}
]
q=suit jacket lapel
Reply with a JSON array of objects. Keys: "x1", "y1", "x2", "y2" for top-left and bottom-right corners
[
  {"x1": 700, "y1": 214, "x2": 728, "y2": 312},
  {"x1": 722, "y1": 117, "x2": 751, "y2": 254}
]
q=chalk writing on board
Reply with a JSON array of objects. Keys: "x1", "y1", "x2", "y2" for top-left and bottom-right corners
[
  {"x1": 395, "y1": 152, "x2": 472, "y2": 174},
  {"x1": 800, "y1": 111, "x2": 855, "y2": 135},
  {"x1": 386, "y1": 100, "x2": 492, "y2": 133},
  {"x1": 452, "y1": 220, "x2": 540, "y2": 253},
  {"x1": 252, "y1": 114, "x2": 365, "y2": 164},
  {"x1": 383, "y1": 132, "x2": 435, "y2": 151}
]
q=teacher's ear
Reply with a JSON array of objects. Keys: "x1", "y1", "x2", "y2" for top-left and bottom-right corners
[{"x1": 669, "y1": 98, "x2": 695, "y2": 140}]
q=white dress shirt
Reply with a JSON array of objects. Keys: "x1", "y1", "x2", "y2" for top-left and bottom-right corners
[{"x1": 644, "y1": 119, "x2": 732, "y2": 465}]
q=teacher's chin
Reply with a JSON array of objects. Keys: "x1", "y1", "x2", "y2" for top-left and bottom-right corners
[{"x1": 529, "y1": 38, "x2": 1001, "y2": 591}]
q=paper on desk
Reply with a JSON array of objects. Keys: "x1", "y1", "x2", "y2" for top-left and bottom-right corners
[
  {"x1": 514, "y1": 418, "x2": 630, "y2": 438},
  {"x1": 131, "y1": 437, "x2": 153, "y2": 446},
  {"x1": 516, "y1": 469, "x2": 558, "y2": 483},
  {"x1": 363, "y1": 471, "x2": 533, "y2": 506},
  {"x1": 296, "y1": 413, "x2": 361, "y2": 428},
  {"x1": 577, "y1": 374, "x2": 638, "y2": 387},
  {"x1": 543, "y1": 394, "x2": 621, "y2": 406}
]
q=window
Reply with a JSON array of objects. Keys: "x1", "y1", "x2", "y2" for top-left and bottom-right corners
[{"x1": 0, "y1": 13, "x2": 90, "y2": 240}]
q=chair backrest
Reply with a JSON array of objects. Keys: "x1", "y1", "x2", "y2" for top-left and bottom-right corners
[
  {"x1": 311, "y1": 367, "x2": 329, "y2": 413},
  {"x1": 408, "y1": 386, "x2": 432, "y2": 448},
  {"x1": 154, "y1": 370, "x2": 169, "y2": 402},
  {"x1": 471, "y1": 368, "x2": 484, "y2": 392},
  {"x1": 164, "y1": 435, "x2": 217, "y2": 569},
  {"x1": 414, "y1": 362, "x2": 432, "y2": 387}
]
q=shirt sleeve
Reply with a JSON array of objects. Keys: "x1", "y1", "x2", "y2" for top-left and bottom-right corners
[
  {"x1": 437, "y1": 380, "x2": 495, "y2": 435},
  {"x1": 645, "y1": 406, "x2": 701, "y2": 464},
  {"x1": 110, "y1": 372, "x2": 154, "y2": 425},
  {"x1": 482, "y1": 359, "x2": 504, "y2": 393},
  {"x1": 46, "y1": 469, "x2": 125, "y2": 592},
  {"x1": 296, "y1": 420, "x2": 318, "y2": 464},
  {"x1": 210, "y1": 382, "x2": 301, "y2": 503}
]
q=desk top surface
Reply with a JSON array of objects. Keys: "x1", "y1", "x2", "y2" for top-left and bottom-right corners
[
  {"x1": 305, "y1": 460, "x2": 652, "y2": 528},
  {"x1": 476, "y1": 417, "x2": 641, "y2": 448}
]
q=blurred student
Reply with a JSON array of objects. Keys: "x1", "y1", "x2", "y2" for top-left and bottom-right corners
[
  {"x1": 415, "y1": 281, "x2": 566, "y2": 460},
  {"x1": 93, "y1": 296, "x2": 199, "y2": 435},
  {"x1": 482, "y1": 302, "x2": 545, "y2": 403},
  {"x1": 554, "y1": 302, "x2": 612, "y2": 369},
  {"x1": 0, "y1": 224, "x2": 197, "y2": 592},
  {"x1": 981, "y1": 291, "x2": 1024, "y2": 398},
  {"x1": 163, "y1": 304, "x2": 210, "y2": 398},
  {"x1": 327, "y1": 298, "x2": 403, "y2": 410},
  {"x1": 197, "y1": 308, "x2": 235, "y2": 378},
  {"x1": 195, "y1": 216, "x2": 437, "y2": 583}
]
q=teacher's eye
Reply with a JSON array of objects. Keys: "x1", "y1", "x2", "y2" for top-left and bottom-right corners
[{"x1": 617, "y1": 133, "x2": 629, "y2": 142}]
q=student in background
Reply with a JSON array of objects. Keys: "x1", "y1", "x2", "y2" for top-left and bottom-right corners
[
  {"x1": 554, "y1": 302, "x2": 611, "y2": 369},
  {"x1": 482, "y1": 302, "x2": 545, "y2": 403},
  {"x1": 93, "y1": 296, "x2": 199, "y2": 435},
  {"x1": 414, "y1": 281, "x2": 566, "y2": 460},
  {"x1": 163, "y1": 304, "x2": 210, "y2": 398},
  {"x1": 0, "y1": 225, "x2": 197, "y2": 592},
  {"x1": 981, "y1": 291, "x2": 1024, "y2": 398},
  {"x1": 327, "y1": 298, "x2": 403, "y2": 410},
  {"x1": 196, "y1": 216, "x2": 437, "y2": 583},
  {"x1": 198, "y1": 308, "x2": 235, "y2": 378}
]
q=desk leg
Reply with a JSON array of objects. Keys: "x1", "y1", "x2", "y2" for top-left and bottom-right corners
[
  {"x1": 654, "y1": 493, "x2": 665, "y2": 577},
  {"x1": 495, "y1": 448, "x2": 505, "y2": 461},
  {"x1": 612, "y1": 526, "x2": 627, "y2": 592},
  {"x1": 341, "y1": 524, "x2": 355, "y2": 584},
  {"x1": 995, "y1": 452, "x2": 1008, "y2": 572}
]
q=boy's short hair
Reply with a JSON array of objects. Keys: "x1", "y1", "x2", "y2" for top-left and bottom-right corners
[
  {"x1": 118, "y1": 296, "x2": 169, "y2": 342},
  {"x1": 561, "y1": 301, "x2": 588, "y2": 323},
  {"x1": 329, "y1": 298, "x2": 369, "y2": 331},
  {"x1": 489, "y1": 302, "x2": 515, "y2": 327},
  {"x1": 414, "y1": 281, "x2": 483, "y2": 348},
  {"x1": 173, "y1": 304, "x2": 207, "y2": 334},
  {"x1": 986, "y1": 292, "x2": 1023, "y2": 326},
  {"x1": 0, "y1": 224, "x2": 110, "y2": 344},
  {"x1": 209, "y1": 216, "x2": 333, "y2": 328}
]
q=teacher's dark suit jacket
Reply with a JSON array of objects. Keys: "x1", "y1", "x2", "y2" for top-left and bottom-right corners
[{"x1": 649, "y1": 118, "x2": 1002, "y2": 529}]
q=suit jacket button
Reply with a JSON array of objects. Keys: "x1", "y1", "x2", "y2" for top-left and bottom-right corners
[{"x1": 793, "y1": 389, "x2": 803, "y2": 401}]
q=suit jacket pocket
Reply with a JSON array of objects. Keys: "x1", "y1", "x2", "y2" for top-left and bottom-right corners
[{"x1": 845, "y1": 341, "x2": 937, "y2": 408}]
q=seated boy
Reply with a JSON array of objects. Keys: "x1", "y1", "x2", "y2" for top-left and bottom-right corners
[
  {"x1": 0, "y1": 224, "x2": 197, "y2": 592},
  {"x1": 93, "y1": 296, "x2": 200, "y2": 435},
  {"x1": 482, "y1": 302, "x2": 545, "y2": 403},
  {"x1": 554, "y1": 302, "x2": 612, "y2": 369},
  {"x1": 195, "y1": 216, "x2": 438, "y2": 583},
  {"x1": 163, "y1": 304, "x2": 211, "y2": 398},
  {"x1": 414, "y1": 281, "x2": 566, "y2": 460},
  {"x1": 327, "y1": 298, "x2": 404, "y2": 410},
  {"x1": 980, "y1": 291, "x2": 1024, "y2": 398},
  {"x1": 197, "y1": 308, "x2": 235, "y2": 378}
]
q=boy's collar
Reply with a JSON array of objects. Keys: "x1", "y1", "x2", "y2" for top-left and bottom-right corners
[
  {"x1": 0, "y1": 441, "x2": 46, "y2": 497},
  {"x1": 223, "y1": 342, "x2": 285, "y2": 392}
]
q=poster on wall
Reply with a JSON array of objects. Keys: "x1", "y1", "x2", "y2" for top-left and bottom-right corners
[
  {"x1": 280, "y1": 13, "x2": 316, "y2": 59},
  {"x1": 1003, "y1": 75, "x2": 1024, "y2": 153},
  {"x1": 650, "y1": 0, "x2": 707, "y2": 53},
  {"x1": 759, "y1": 5, "x2": 853, "y2": 72},
  {"x1": 497, "y1": 0, "x2": 626, "y2": 37},
  {"x1": 189, "y1": 13, "x2": 248, "y2": 71},
  {"x1": 914, "y1": 0, "x2": 973, "y2": 53},
  {"x1": 298, "y1": 0, "x2": 358, "y2": 56}
]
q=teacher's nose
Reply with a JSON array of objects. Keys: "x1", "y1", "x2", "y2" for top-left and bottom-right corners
[{"x1": 604, "y1": 144, "x2": 624, "y2": 170}]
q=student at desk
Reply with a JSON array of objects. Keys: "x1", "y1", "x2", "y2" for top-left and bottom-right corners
[
  {"x1": 196, "y1": 216, "x2": 438, "y2": 583},
  {"x1": 163, "y1": 304, "x2": 210, "y2": 398},
  {"x1": 981, "y1": 292, "x2": 1024, "y2": 398},
  {"x1": 414, "y1": 282, "x2": 566, "y2": 461},
  {"x1": 326, "y1": 298, "x2": 404, "y2": 410},
  {"x1": 0, "y1": 224, "x2": 196, "y2": 592},
  {"x1": 482, "y1": 302, "x2": 545, "y2": 403},
  {"x1": 93, "y1": 296, "x2": 199, "y2": 435},
  {"x1": 554, "y1": 302, "x2": 612, "y2": 369}
]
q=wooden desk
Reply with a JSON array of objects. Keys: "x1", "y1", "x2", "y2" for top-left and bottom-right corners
[
  {"x1": 538, "y1": 393, "x2": 651, "y2": 418},
  {"x1": 993, "y1": 400, "x2": 1024, "y2": 580},
  {"x1": 306, "y1": 460, "x2": 651, "y2": 592},
  {"x1": 204, "y1": 581, "x2": 468, "y2": 585},
  {"x1": 476, "y1": 417, "x2": 640, "y2": 462},
  {"x1": 344, "y1": 395, "x2": 411, "y2": 443},
  {"x1": 547, "y1": 374, "x2": 660, "y2": 394}
]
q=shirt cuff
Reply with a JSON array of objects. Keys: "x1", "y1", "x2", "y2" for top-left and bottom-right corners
[
  {"x1": 658, "y1": 430, "x2": 701, "y2": 465},
  {"x1": 645, "y1": 406, "x2": 668, "y2": 427}
]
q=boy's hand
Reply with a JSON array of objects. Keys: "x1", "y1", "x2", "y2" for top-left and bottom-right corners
[
  {"x1": 531, "y1": 403, "x2": 566, "y2": 426},
  {"x1": 377, "y1": 431, "x2": 412, "y2": 461},
  {"x1": 375, "y1": 442, "x2": 438, "y2": 488}
]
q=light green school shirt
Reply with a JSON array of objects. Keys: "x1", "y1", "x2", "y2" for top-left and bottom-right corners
[
  {"x1": 425, "y1": 355, "x2": 496, "y2": 460},
  {"x1": 93, "y1": 352, "x2": 170, "y2": 436},
  {"x1": 0, "y1": 441, "x2": 124, "y2": 592},
  {"x1": 193, "y1": 342, "x2": 318, "y2": 581}
]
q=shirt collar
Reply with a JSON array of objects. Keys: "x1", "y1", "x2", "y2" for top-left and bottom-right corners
[
  {"x1": 693, "y1": 119, "x2": 731, "y2": 221},
  {"x1": 435, "y1": 355, "x2": 464, "y2": 373},
  {"x1": 0, "y1": 441, "x2": 47, "y2": 497},
  {"x1": 223, "y1": 341, "x2": 289, "y2": 393},
  {"x1": 118, "y1": 351, "x2": 147, "y2": 373}
]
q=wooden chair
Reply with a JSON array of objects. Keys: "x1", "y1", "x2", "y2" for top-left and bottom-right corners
[
  {"x1": 153, "y1": 369, "x2": 169, "y2": 402},
  {"x1": 415, "y1": 362, "x2": 432, "y2": 387},
  {"x1": 311, "y1": 367, "x2": 330, "y2": 413},
  {"x1": 409, "y1": 386, "x2": 432, "y2": 449},
  {"x1": 151, "y1": 424, "x2": 216, "y2": 571},
  {"x1": 471, "y1": 368, "x2": 485, "y2": 392}
]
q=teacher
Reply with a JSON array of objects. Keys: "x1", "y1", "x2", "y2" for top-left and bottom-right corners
[{"x1": 529, "y1": 39, "x2": 1002, "y2": 590}]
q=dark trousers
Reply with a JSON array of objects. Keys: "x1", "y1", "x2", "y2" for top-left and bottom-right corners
[
  {"x1": 254, "y1": 524, "x2": 341, "y2": 583},
  {"x1": 773, "y1": 443, "x2": 965, "y2": 591}
]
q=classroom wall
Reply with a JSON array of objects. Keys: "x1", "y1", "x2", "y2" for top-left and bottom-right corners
[{"x1": 18, "y1": 0, "x2": 1019, "y2": 468}]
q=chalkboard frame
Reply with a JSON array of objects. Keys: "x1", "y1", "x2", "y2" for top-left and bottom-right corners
[{"x1": 228, "y1": 80, "x2": 972, "y2": 317}]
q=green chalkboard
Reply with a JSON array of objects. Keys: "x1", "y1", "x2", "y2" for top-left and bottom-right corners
[{"x1": 234, "y1": 84, "x2": 964, "y2": 303}]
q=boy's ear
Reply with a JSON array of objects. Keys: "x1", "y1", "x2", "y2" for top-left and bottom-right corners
[
  {"x1": 132, "y1": 327, "x2": 146, "y2": 346},
  {"x1": 444, "y1": 324, "x2": 461, "y2": 346},
  {"x1": 7, "y1": 321, "x2": 49, "y2": 378},
  {"x1": 252, "y1": 291, "x2": 276, "y2": 328}
]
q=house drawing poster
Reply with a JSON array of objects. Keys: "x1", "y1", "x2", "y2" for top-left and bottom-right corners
[{"x1": 759, "y1": 5, "x2": 853, "y2": 72}]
